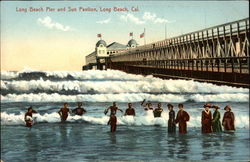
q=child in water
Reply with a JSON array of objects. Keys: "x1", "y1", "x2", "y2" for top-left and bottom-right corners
[
  {"x1": 24, "y1": 106, "x2": 37, "y2": 128},
  {"x1": 107, "y1": 112, "x2": 117, "y2": 132}
]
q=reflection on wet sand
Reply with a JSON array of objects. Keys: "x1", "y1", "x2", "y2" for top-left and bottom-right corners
[
  {"x1": 152, "y1": 126, "x2": 165, "y2": 156},
  {"x1": 59, "y1": 123, "x2": 71, "y2": 145},
  {"x1": 167, "y1": 133, "x2": 178, "y2": 159},
  {"x1": 201, "y1": 133, "x2": 236, "y2": 161},
  {"x1": 108, "y1": 132, "x2": 117, "y2": 145},
  {"x1": 24, "y1": 130, "x2": 39, "y2": 162},
  {"x1": 176, "y1": 134, "x2": 190, "y2": 160}
]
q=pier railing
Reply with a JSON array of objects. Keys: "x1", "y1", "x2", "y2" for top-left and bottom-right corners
[
  {"x1": 112, "y1": 18, "x2": 249, "y2": 61},
  {"x1": 105, "y1": 18, "x2": 250, "y2": 87},
  {"x1": 120, "y1": 56, "x2": 249, "y2": 74}
]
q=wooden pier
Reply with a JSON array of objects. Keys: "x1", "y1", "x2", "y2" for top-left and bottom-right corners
[{"x1": 107, "y1": 18, "x2": 249, "y2": 88}]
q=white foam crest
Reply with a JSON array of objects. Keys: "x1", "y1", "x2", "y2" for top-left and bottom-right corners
[
  {"x1": 1, "y1": 71, "x2": 18, "y2": 80},
  {"x1": 1, "y1": 80, "x2": 8, "y2": 90},
  {"x1": 1, "y1": 112, "x2": 26, "y2": 125},
  {"x1": 190, "y1": 93, "x2": 249, "y2": 102},
  {"x1": 1, "y1": 93, "x2": 249, "y2": 103},
  {"x1": 1, "y1": 69, "x2": 149, "y2": 81},
  {"x1": 1, "y1": 111, "x2": 248, "y2": 129},
  {"x1": 1, "y1": 78, "x2": 248, "y2": 94}
]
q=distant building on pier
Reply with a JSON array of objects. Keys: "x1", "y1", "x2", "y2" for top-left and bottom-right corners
[{"x1": 83, "y1": 38, "x2": 138, "y2": 70}]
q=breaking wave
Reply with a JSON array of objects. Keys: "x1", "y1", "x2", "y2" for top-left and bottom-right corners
[
  {"x1": 1, "y1": 93, "x2": 248, "y2": 103},
  {"x1": 1, "y1": 69, "x2": 146, "y2": 81},
  {"x1": 1, "y1": 69, "x2": 248, "y2": 103},
  {"x1": 1, "y1": 111, "x2": 249, "y2": 129},
  {"x1": 1, "y1": 79, "x2": 248, "y2": 95}
]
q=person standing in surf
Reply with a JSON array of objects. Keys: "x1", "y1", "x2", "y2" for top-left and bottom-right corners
[
  {"x1": 201, "y1": 104, "x2": 213, "y2": 133},
  {"x1": 58, "y1": 103, "x2": 70, "y2": 122},
  {"x1": 153, "y1": 103, "x2": 163, "y2": 117},
  {"x1": 211, "y1": 105, "x2": 222, "y2": 132},
  {"x1": 124, "y1": 103, "x2": 135, "y2": 116},
  {"x1": 175, "y1": 104, "x2": 190, "y2": 134},
  {"x1": 72, "y1": 102, "x2": 86, "y2": 116},
  {"x1": 222, "y1": 105, "x2": 235, "y2": 131},
  {"x1": 144, "y1": 102, "x2": 154, "y2": 111},
  {"x1": 24, "y1": 106, "x2": 37, "y2": 128},
  {"x1": 107, "y1": 112, "x2": 117, "y2": 132},
  {"x1": 167, "y1": 104, "x2": 176, "y2": 133},
  {"x1": 104, "y1": 102, "x2": 123, "y2": 115}
]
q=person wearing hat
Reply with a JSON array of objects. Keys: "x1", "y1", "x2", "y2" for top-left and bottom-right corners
[
  {"x1": 175, "y1": 104, "x2": 190, "y2": 134},
  {"x1": 222, "y1": 105, "x2": 235, "y2": 131},
  {"x1": 201, "y1": 104, "x2": 213, "y2": 133},
  {"x1": 24, "y1": 106, "x2": 37, "y2": 128},
  {"x1": 167, "y1": 104, "x2": 176, "y2": 133},
  {"x1": 72, "y1": 102, "x2": 87, "y2": 116},
  {"x1": 211, "y1": 105, "x2": 222, "y2": 132}
]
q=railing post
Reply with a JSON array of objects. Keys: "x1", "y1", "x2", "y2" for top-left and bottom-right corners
[
  {"x1": 206, "y1": 59, "x2": 209, "y2": 71},
  {"x1": 192, "y1": 60, "x2": 194, "y2": 71},
  {"x1": 196, "y1": 60, "x2": 199, "y2": 71},
  {"x1": 224, "y1": 58, "x2": 227, "y2": 72},
  {"x1": 211, "y1": 59, "x2": 214, "y2": 72},
  {"x1": 201, "y1": 59, "x2": 203, "y2": 71},
  {"x1": 239, "y1": 58, "x2": 242, "y2": 73},
  {"x1": 231, "y1": 58, "x2": 234, "y2": 73},
  {"x1": 217, "y1": 59, "x2": 220, "y2": 72},
  {"x1": 183, "y1": 60, "x2": 186, "y2": 70}
]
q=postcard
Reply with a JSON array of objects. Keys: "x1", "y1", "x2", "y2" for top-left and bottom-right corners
[{"x1": 1, "y1": 1, "x2": 249, "y2": 162}]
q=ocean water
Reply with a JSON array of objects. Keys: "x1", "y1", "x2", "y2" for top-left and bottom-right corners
[{"x1": 1, "y1": 69, "x2": 249, "y2": 162}]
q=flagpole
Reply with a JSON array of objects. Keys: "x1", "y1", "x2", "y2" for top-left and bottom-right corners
[{"x1": 144, "y1": 28, "x2": 146, "y2": 45}]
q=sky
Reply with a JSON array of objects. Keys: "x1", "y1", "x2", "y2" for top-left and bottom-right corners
[{"x1": 1, "y1": 1, "x2": 249, "y2": 71}]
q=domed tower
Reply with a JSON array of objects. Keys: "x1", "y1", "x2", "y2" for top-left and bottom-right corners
[
  {"x1": 96, "y1": 39, "x2": 107, "y2": 57},
  {"x1": 127, "y1": 39, "x2": 138, "y2": 48}
]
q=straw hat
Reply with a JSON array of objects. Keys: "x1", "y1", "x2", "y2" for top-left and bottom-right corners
[
  {"x1": 212, "y1": 105, "x2": 220, "y2": 109},
  {"x1": 224, "y1": 105, "x2": 231, "y2": 111},
  {"x1": 203, "y1": 104, "x2": 211, "y2": 108}
]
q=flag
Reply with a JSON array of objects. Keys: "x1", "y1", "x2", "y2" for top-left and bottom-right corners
[
  {"x1": 97, "y1": 33, "x2": 102, "y2": 38},
  {"x1": 140, "y1": 32, "x2": 144, "y2": 38},
  {"x1": 129, "y1": 32, "x2": 133, "y2": 36}
]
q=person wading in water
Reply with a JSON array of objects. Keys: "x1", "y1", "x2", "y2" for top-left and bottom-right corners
[
  {"x1": 175, "y1": 104, "x2": 190, "y2": 134},
  {"x1": 24, "y1": 106, "x2": 37, "y2": 128},
  {"x1": 58, "y1": 103, "x2": 71, "y2": 122},
  {"x1": 72, "y1": 102, "x2": 87, "y2": 116},
  {"x1": 104, "y1": 102, "x2": 123, "y2": 115}
]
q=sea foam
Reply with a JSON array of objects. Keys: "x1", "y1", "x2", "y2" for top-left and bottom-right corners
[{"x1": 1, "y1": 111, "x2": 249, "y2": 129}]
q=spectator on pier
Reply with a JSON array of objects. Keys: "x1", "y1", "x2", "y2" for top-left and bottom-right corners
[
  {"x1": 201, "y1": 104, "x2": 213, "y2": 133},
  {"x1": 124, "y1": 103, "x2": 135, "y2": 116},
  {"x1": 211, "y1": 105, "x2": 222, "y2": 132},
  {"x1": 175, "y1": 104, "x2": 190, "y2": 134},
  {"x1": 167, "y1": 104, "x2": 176, "y2": 133},
  {"x1": 222, "y1": 105, "x2": 235, "y2": 131},
  {"x1": 72, "y1": 102, "x2": 86, "y2": 116}
]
